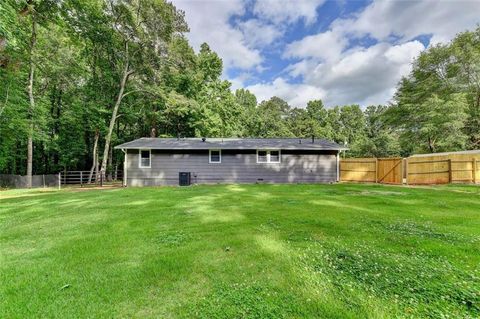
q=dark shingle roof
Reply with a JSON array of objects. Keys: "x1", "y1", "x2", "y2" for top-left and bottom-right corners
[{"x1": 114, "y1": 138, "x2": 347, "y2": 151}]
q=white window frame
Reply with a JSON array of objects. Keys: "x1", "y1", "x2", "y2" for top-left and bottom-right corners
[
  {"x1": 256, "y1": 149, "x2": 281, "y2": 164},
  {"x1": 139, "y1": 149, "x2": 151, "y2": 168},
  {"x1": 209, "y1": 149, "x2": 222, "y2": 163}
]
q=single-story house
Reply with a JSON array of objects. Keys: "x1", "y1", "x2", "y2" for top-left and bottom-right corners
[{"x1": 114, "y1": 138, "x2": 347, "y2": 186}]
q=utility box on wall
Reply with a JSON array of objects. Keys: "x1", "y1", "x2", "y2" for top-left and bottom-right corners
[{"x1": 179, "y1": 172, "x2": 191, "y2": 186}]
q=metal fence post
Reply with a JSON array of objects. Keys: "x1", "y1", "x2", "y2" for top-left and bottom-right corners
[
  {"x1": 58, "y1": 172, "x2": 61, "y2": 190},
  {"x1": 80, "y1": 171, "x2": 83, "y2": 188}
]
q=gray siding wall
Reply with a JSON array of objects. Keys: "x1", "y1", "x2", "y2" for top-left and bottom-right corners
[{"x1": 125, "y1": 149, "x2": 337, "y2": 186}]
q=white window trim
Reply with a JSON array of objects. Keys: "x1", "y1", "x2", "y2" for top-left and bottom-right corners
[
  {"x1": 139, "y1": 149, "x2": 151, "y2": 168},
  {"x1": 209, "y1": 149, "x2": 222, "y2": 163},
  {"x1": 256, "y1": 149, "x2": 281, "y2": 164}
]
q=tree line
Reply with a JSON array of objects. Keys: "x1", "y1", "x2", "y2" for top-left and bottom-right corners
[{"x1": 1, "y1": 0, "x2": 479, "y2": 182}]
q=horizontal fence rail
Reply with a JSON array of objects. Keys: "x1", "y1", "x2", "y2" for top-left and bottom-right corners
[{"x1": 60, "y1": 170, "x2": 123, "y2": 187}]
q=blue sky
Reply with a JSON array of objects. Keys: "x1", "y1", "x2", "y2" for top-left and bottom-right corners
[{"x1": 172, "y1": 0, "x2": 480, "y2": 108}]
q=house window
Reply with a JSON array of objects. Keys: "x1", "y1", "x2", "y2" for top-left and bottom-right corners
[
  {"x1": 257, "y1": 150, "x2": 281, "y2": 163},
  {"x1": 209, "y1": 149, "x2": 221, "y2": 163},
  {"x1": 269, "y1": 150, "x2": 280, "y2": 163},
  {"x1": 139, "y1": 149, "x2": 151, "y2": 168}
]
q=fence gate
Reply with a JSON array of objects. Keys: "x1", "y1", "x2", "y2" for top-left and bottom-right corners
[{"x1": 377, "y1": 157, "x2": 403, "y2": 184}]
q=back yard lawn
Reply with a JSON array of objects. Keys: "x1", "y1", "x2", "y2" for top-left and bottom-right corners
[{"x1": 1, "y1": 184, "x2": 479, "y2": 318}]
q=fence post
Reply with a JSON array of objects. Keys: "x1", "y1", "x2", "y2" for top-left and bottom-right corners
[
  {"x1": 473, "y1": 158, "x2": 477, "y2": 184},
  {"x1": 42, "y1": 174, "x2": 45, "y2": 188},
  {"x1": 375, "y1": 158, "x2": 378, "y2": 183},
  {"x1": 80, "y1": 171, "x2": 83, "y2": 188},
  {"x1": 100, "y1": 172, "x2": 103, "y2": 187},
  {"x1": 58, "y1": 172, "x2": 61, "y2": 190},
  {"x1": 448, "y1": 159, "x2": 452, "y2": 183}
]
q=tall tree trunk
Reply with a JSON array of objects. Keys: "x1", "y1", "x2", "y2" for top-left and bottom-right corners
[
  {"x1": 100, "y1": 43, "x2": 132, "y2": 177},
  {"x1": 88, "y1": 129, "x2": 99, "y2": 184},
  {"x1": 108, "y1": 145, "x2": 113, "y2": 181},
  {"x1": 26, "y1": 16, "x2": 36, "y2": 188}
]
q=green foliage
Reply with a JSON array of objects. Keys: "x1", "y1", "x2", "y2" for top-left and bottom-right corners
[
  {"x1": 354, "y1": 105, "x2": 400, "y2": 157},
  {"x1": 391, "y1": 26, "x2": 480, "y2": 154},
  {"x1": 252, "y1": 97, "x2": 293, "y2": 137},
  {"x1": 1, "y1": 3, "x2": 480, "y2": 174}
]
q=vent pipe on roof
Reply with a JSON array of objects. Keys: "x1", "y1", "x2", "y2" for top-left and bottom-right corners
[
  {"x1": 299, "y1": 139, "x2": 302, "y2": 144},
  {"x1": 311, "y1": 135, "x2": 315, "y2": 143},
  {"x1": 202, "y1": 137, "x2": 206, "y2": 142}
]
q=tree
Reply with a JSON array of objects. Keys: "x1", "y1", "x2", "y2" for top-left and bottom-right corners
[
  {"x1": 251, "y1": 97, "x2": 293, "y2": 137},
  {"x1": 97, "y1": 0, "x2": 188, "y2": 177},
  {"x1": 355, "y1": 105, "x2": 400, "y2": 157},
  {"x1": 15, "y1": 0, "x2": 59, "y2": 186},
  {"x1": 235, "y1": 88, "x2": 257, "y2": 136},
  {"x1": 451, "y1": 27, "x2": 480, "y2": 148},
  {"x1": 389, "y1": 93, "x2": 468, "y2": 153},
  {"x1": 305, "y1": 99, "x2": 333, "y2": 139}
]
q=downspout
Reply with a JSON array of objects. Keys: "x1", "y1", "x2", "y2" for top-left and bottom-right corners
[
  {"x1": 122, "y1": 149, "x2": 127, "y2": 187},
  {"x1": 336, "y1": 151, "x2": 340, "y2": 182}
]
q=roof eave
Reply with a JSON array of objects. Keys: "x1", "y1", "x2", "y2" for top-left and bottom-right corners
[{"x1": 114, "y1": 146, "x2": 349, "y2": 151}]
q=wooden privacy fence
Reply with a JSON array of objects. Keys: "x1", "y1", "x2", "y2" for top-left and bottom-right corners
[
  {"x1": 340, "y1": 153, "x2": 479, "y2": 185},
  {"x1": 407, "y1": 155, "x2": 479, "y2": 185},
  {"x1": 377, "y1": 158, "x2": 403, "y2": 184},
  {"x1": 339, "y1": 158, "x2": 403, "y2": 184},
  {"x1": 340, "y1": 158, "x2": 377, "y2": 183}
]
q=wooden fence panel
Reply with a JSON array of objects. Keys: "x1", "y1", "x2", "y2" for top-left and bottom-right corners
[
  {"x1": 339, "y1": 158, "x2": 377, "y2": 182},
  {"x1": 407, "y1": 154, "x2": 480, "y2": 185},
  {"x1": 341, "y1": 153, "x2": 479, "y2": 185},
  {"x1": 407, "y1": 159, "x2": 450, "y2": 184},
  {"x1": 451, "y1": 160, "x2": 475, "y2": 183},
  {"x1": 377, "y1": 158, "x2": 403, "y2": 184}
]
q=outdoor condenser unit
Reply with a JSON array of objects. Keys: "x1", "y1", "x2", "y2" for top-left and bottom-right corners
[{"x1": 179, "y1": 172, "x2": 191, "y2": 186}]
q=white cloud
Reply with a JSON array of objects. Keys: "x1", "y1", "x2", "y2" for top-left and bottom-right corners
[
  {"x1": 237, "y1": 19, "x2": 282, "y2": 48},
  {"x1": 285, "y1": 59, "x2": 318, "y2": 78},
  {"x1": 306, "y1": 41, "x2": 425, "y2": 106},
  {"x1": 172, "y1": 0, "x2": 262, "y2": 70},
  {"x1": 246, "y1": 78, "x2": 325, "y2": 107},
  {"x1": 255, "y1": 41, "x2": 424, "y2": 107},
  {"x1": 284, "y1": 30, "x2": 348, "y2": 62},
  {"x1": 278, "y1": 0, "x2": 480, "y2": 107},
  {"x1": 253, "y1": 0, "x2": 326, "y2": 25},
  {"x1": 229, "y1": 72, "x2": 254, "y2": 91},
  {"x1": 335, "y1": 0, "x2": 480, "y2": 44},
  {"x1": 172, "y1": 0, "x2": 326, "y2": 71},
  {"x1": 173, "y1": 0, "x2": 480, "y2": 107}
]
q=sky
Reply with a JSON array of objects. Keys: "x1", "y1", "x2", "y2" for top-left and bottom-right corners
[{"x1": 172, "y1": 0, "x2": 480, "y2": 108}]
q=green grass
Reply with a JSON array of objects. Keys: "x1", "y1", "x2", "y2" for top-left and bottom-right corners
[{"x1": 1, "y1": 183, "x2": 479, "y2": 318}]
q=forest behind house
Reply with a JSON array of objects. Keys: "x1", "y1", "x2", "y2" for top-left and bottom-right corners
[{"x1": 1, "y1": 0, "x2": 480, "y2": 179}]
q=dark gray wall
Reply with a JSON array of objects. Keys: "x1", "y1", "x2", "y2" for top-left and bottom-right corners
[{"x1": 125, "y1": 149, "x2": 338, "y2": 186}]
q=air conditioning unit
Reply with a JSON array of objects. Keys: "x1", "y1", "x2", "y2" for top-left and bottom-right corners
[{"x1": 179, "y1": 172, "x2": 191, "y2": 186}]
